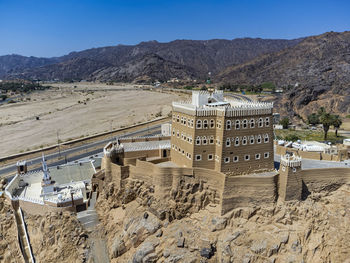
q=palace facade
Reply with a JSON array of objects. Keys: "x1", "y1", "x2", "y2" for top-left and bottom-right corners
[{"x1": 170, "y1": 90, "x2": 274, "y2": 174}]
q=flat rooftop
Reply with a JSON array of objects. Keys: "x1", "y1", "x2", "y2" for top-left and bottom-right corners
[
  {"x1": 51, "y1": 162, "x2": 95, "y2": 185},
  {"x1": 156, "y1": 161, "x2": 179, "y2": 168},
  {"x1": 122, "y1": 140, "x2": 170, "y2": 152}
]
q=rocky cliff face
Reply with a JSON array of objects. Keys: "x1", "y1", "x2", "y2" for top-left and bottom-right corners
[
  {"x1": 95, "y1": 176, "x2": 350, "y2": 262},
  {"x1": 218, "y1": 31, "x2": 350, "y2": 118},
  {"x1": 25, "y1": 211, "x2": 89, "y2": 263}
]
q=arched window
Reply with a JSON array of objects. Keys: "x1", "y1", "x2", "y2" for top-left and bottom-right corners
[
  {"x1": 257, "y1": 135, "x2": 262, "y2": 144},
  {"x1": 226, "y1": 120, "x2": 231, "y2": 130},
  {"x1": 242, "y1": 119, "x2": 248, "y2": 129},
  {"x1": 217, "y1": 120, "x2": 222, "y2": 129},
  {"x1": 264, "y1": 134, "x2": 269, "y2": 143},
  {"x1": 196, "y1": 136, "x2": 201, "y2": 145},
  {"x1": 250, "y1": 119, "x2": 255, "y2": 128},
  {"x1": 203, "y1": 119, "x2": 208, "y2": 129},
  {"x1": 177, "y1": 115, "x2": 180, "y2": 122},
  {"x1": 226, "y1": 138, "x2": 231, "y2": 147},
  {"x1": 258, "y1": 118, "x2": 263, "y2": 127},
  {"x1": 196, "y1": 120, "x2": 202, "y2": 129},
  {"x1": 216, "y1": 136, "x2": 221, "y2": 145},
  {"x1": 172, "y1": 114, "x2": 176, "y2": 121},
  {"x1": 180, "y1": 117, "x2": 184, "y2": 124},
  {"x1": 209, "y1": 136, "x2": 214, "y2": 144},
  {"x1": 177, "y1": 131, "x2": 180, "y2": 138},
  {"x1": 265, "y1": 117, "x2": 270, "y2": 127},
  {"x1": 183, "y1": 118, "x2": 187, "y2": 126},
  {"x1": 210, "y1": 119, "x2": 215, "y2": 128},
  {"x1": 250, "y1": 135, "x2": 254, "y2": 144},
  {"x1": 235, "y1": 137, "x2": 240, "y2": 146},
  {"x1": 181, "y1": 133, "x2": 184, "y2": 140},
  {"x1": 235, "y1": 120, "x2": 240, "y2": 130},
  {"x1": 202, "y1": 136, "x2": 207, "y2": 145},
  {"x1": 242, "y1": 136, "x2": 247, "y2": 145}
]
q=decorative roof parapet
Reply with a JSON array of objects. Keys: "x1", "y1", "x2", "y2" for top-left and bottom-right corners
[
  {"x1": 103, "y1": 141, "x2": 124, "y2": 157},
  {"x1": 280, "y1": 155, "x2": 302, "y2": 168},
  {"x1": 173, "y1": 100, "x2": 273, "y2": 117}
]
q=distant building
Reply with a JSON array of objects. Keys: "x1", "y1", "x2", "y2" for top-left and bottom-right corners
[{"x1": 273, "y1": 113, "x2": 280, "y2": 124}]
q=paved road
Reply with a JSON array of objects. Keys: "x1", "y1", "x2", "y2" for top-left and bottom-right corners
[
  {"x1": 0, "y1": 124, "x2": 162, "y2": 177},
  {"x1": 226, "y1": 93, "x2": 253, "y2": 102}
]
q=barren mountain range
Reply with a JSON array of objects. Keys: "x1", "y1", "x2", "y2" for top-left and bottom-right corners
[
  {"x1": 0, "y1": 38, "x2": 301, "y2": 81},
  {"x1": 218, "y1": 31, "x2": 350, "y2": 118},
  {"x1": 1, "y1": 31, "x2": 349, "y2": 117}
]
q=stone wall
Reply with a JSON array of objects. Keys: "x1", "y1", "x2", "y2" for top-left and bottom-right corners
[
  {"x1": 18, "y1": 200, "x2": 75, "y2": 216},
  {"x1": 301, "y1": 168, "x2": 350, "y2": 192},
  {"x1": 221, "y1": 175, "x2": 277, "y2": 215}
]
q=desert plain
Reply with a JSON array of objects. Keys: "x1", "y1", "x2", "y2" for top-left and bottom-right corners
[{"x1": 0, "y1": 82, "x2": 182, "y2": 157}]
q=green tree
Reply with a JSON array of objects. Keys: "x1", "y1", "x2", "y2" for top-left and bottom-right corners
[
  {"x1": 285, "y1": 134, "x2": 300, "y2": 142},
  {"x1": 0, "y1": 94, "x2": 7, "y2": 101},
  {"x1": 332, "y1": 115, "x2": 342, "y2": 137},
  {"x1": 279, "y1": 117, "x2": 289, "y2": 129},
  {"x1": 307, "y1": 113, "x2": 319, "y2": 126},
  {"x1": 260, "y1": 82, "x2": 276, "y2": 92},
  {"x1": 317, "y1": 107, "x2": 326, "y2": 116},
  {"x1": 319, "y1": 112, "x2": 334, "y2": 140}
]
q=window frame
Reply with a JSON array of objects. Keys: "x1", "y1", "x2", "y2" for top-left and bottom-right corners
[
  {"x1": 195, "y1": 154, "x2": 202, "y2": 161},
  {"x1": 250, "y1": 118, "x2": 255, "y2": 128}
]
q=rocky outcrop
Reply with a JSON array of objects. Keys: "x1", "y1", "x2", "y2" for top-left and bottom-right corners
[
  {"x1": 25, "y1": 211, "x2": 89, "y2": 263},
  {"x1": 96, "y1": 178, "x2": 350, "y2": 262}
]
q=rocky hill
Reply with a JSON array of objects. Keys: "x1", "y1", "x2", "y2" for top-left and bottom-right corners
[
  {"x1": 95, "y1": 175, "x2": 350, "y2": 262},
  {"x1": 0, "y1": 54, "x2": 59, "y2": 78},
  {"x1": 218, "y1": 31, "x2": 350, "y2": 117},
  {"x1": 1, "y1": 38, "x2": 300, "y2": 82}
]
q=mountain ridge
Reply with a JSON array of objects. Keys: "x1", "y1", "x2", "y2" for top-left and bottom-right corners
[{"x1": 0, "y1": 37, "x2": 302, "y2": 81}]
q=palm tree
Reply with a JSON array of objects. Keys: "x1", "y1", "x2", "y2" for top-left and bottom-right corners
[
  {"x1": 332, "y1": 115, "x2": 342, "y2": 137},
  {"x1": 319, "y1": 112, "x2": 334, "y2": 141}
]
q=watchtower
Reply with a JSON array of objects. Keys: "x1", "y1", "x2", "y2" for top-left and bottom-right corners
[{"x1": 278, "y1": 154, "x2": 302, "y2": 201}]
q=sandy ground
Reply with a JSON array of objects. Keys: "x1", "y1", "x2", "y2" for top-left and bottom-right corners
[{"x1": 0, "y1": 83, "x2": 183, "y2": 157}]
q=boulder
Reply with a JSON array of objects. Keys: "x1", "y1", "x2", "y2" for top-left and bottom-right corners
[{"x1": 111, "y1": 235, "x2": 126, "y2": 258}]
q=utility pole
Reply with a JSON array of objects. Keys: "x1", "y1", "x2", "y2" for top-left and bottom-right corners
[
  {"x1": 57, "y1": 130, "x2": 61, "y2": 158},
  {"x1": 110, "y1": 120, "x2": 113, "y2": 139}
]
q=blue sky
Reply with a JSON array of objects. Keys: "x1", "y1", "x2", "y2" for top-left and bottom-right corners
[{"x1": 0, "y1": 0, "x2": 349, "y2": 57}]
